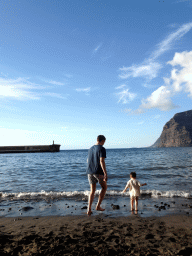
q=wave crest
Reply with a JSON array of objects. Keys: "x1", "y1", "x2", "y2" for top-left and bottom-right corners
[{"x1": 0, "y1": 189, "x2": 191, "y2": 201}]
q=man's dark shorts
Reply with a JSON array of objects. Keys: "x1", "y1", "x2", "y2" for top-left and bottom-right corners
[{"x1": 88, "y1": 174, "x2": 105, "y2": 185}]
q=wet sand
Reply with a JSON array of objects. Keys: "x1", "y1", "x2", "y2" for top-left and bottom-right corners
[
  {"x1": 0, "y1": 214, "x2": 192, "y2": 255},
  {"x1": 1, "y1": 195, "x2": 192, "y2": 218}
]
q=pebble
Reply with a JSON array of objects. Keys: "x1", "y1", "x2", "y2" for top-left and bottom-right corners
[
  {"x1": 111, "y1": 204, "x2": 120, "y2": 210},
  {"x1": 22, "y1": 206, "x2": 34, "y2": 212}
]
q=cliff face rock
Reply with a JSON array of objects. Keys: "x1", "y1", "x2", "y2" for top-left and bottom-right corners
[{"x1": 152, "y1": 110, "x2": 192, "y2": 147}]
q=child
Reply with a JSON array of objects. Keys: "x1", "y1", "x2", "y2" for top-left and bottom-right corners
[{"x1": 122, "y1": 172, "x2": 147, "y2": 213}]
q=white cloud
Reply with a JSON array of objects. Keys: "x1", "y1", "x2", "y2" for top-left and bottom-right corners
[
  {"x1": 175, "y1": 0, "x2": 192, "y2": 3},
  {"x1": 0, "y1": 76, "x2": 69, "y2": 101},
  {"x1": 168, "y1": 51, "x2": 192, "y2": 97},
  {"x1": 119, "y1": 61, "x2": 162, "y2": 81},
  {"x1": 40, "y1": 77, "x2": 66, "y2": 86},
  {"x1": 0, "y1": 77, "x2": 40, "y2": 100},
  {"x1": 119, "y1": 22, "x2": 192, "y2": 82},
  {"x1": 76, "y1": 87, "x2": 91, "y2": 95},
  {"x1": 151, "y1": 23, "x2": 192, "y2": 60},
  {"x1": 115, "y1": 84, "x2": 137, "y2": 104},
  {"x1": 47, "y1": 80, "x2": 65, "y2": 86},
  {"x1": 118, "y1": 22, "x2": 192, "y2": 113},
  {"x1": 168, "y1": 51, "x2": 192, "y2": 67},
  {"x1": 93, "y1": 43, "x2": 102, "y2": 54},
  {"x1": 116, "y1": 88, "x2": 137, "y2": 104},
  {"x1": 134, "y1": 50, "x2": 192, "y2": 113},
  {"x1": 139, "y1": 86, "x2": 178, "y2": 111},
  {"x1": 120, "y1": 108, "x2": 132, "y2": 113},
  {"x1": 115, "y1": 84, "x2": 126, "y2": 90},
  {"x1": 44, "y1": 92, "x2": 68, "y2": 99}
]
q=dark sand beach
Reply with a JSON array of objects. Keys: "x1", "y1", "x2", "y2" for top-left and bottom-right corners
[{"x1": 0, "y1": 214, "x2": 192, "y2": 256}]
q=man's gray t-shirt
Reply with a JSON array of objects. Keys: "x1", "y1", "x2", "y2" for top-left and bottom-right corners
[{"x1": 87, "y1": 145, "x2": 106, "y2": 175}]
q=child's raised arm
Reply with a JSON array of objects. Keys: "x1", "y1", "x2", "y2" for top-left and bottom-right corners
[
  {"x1": 122, "y1": 184, "x2": 129, "y2": 193},
  {"x1": 140, "y1": 183, "x2": 147, "y2": 186}
]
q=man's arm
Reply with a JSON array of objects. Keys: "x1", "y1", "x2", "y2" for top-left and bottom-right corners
[{"x1": 100, "y1": 157, "x2": 107, "y2": 181}]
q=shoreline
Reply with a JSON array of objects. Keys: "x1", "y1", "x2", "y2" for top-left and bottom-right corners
[
  {"x1": 1, "y1": 195, "x2": 192, "y2": 218},
  {"x1": 0, "y1": 214, "x2": 192, "y2": 255}
]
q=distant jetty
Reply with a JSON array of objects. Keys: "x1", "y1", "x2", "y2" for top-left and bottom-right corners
[{"x1": 0, "y1": 141, "x2": 61, "y2": 154}]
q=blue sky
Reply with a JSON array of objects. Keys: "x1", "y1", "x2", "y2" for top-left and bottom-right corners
[{"x1": 0, "y1": 0, "x2": 192, "y2": 149}]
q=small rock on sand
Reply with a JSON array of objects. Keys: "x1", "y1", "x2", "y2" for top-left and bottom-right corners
[
  {"x1": 111, "y1": 204, "x2": 120, "y2": 210},
  {"x1": 22, "y1": 207, "x2": 34, "y2": 212}
]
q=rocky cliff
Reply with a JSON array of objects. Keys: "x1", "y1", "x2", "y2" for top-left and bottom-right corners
[{"x1": 151, "y1": 110, "x2": 192, "y2": 147}]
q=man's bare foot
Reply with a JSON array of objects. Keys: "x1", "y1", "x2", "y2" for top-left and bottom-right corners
[
  {"x1": 96, "y1": 206, "x2": 105, "y2": 211},
  {"x1": 87, "y1": 210, "x2": 93, "y2": 216}
]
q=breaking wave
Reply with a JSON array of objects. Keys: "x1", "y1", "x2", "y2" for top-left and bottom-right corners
[{"x1": 0, "y1": 189, "x2": 191, "y2": 201}]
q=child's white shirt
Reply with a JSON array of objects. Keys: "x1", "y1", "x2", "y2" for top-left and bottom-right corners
[{"x1": 126, "y1": 178, "x2": 141, "y2": 197}]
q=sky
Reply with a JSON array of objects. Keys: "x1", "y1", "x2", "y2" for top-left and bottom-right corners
[{"x1": 0, "y1": 0, "x2": 192, "y2": 150}]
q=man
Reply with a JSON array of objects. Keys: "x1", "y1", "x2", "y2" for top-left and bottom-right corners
[{"x1": 86, "y1": 135, "x2": 107, "y2": 216}]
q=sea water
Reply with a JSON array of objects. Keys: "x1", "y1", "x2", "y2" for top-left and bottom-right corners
[{"x1": 0, "y1": 147, "x2": 192, "y2": 217}]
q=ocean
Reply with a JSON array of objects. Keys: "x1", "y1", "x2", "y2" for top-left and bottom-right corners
[{"x1": 0, "y1": 147, "x2": 192, "y2": 217}]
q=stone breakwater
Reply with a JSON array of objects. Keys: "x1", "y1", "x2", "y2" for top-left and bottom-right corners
[
  {"x1": 0, "y1": 143, "x2": 60, "y2": 153},
  {"x1": 152, "y1": 110, "x2": 192, "y2": 147}
]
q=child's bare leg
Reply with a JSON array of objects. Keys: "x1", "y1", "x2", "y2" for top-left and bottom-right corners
[
  {"x1": 135, "y1": 197, "x2": 138, "y2": 211},
  {"x1": 130, "y1": 197, "x2": 134, "y2": 211}
]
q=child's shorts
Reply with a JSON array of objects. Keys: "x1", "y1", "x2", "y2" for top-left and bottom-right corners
[{"x1": 130, "y1": 196, "x2": 138, "y2": 200}]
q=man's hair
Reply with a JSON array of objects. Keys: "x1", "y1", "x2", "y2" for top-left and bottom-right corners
[
  {"x1": 130, "y1": 172, "x2": 136, "y2": 178},
  {"x1": 97, "y1": 135, "x2": 106, "y2": 142}
]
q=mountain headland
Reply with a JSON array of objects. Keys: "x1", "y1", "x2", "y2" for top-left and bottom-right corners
[{"x1": 151, "y1": 110, "x2": 192, "y2": 147}]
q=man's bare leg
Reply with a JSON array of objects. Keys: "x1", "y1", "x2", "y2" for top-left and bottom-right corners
[
  {"x1": 87, "y1": 184, "x2": 96, "y2": 216},
  {"x1": 96, "y1": 181, "x2": 107, "y2": 211}
]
